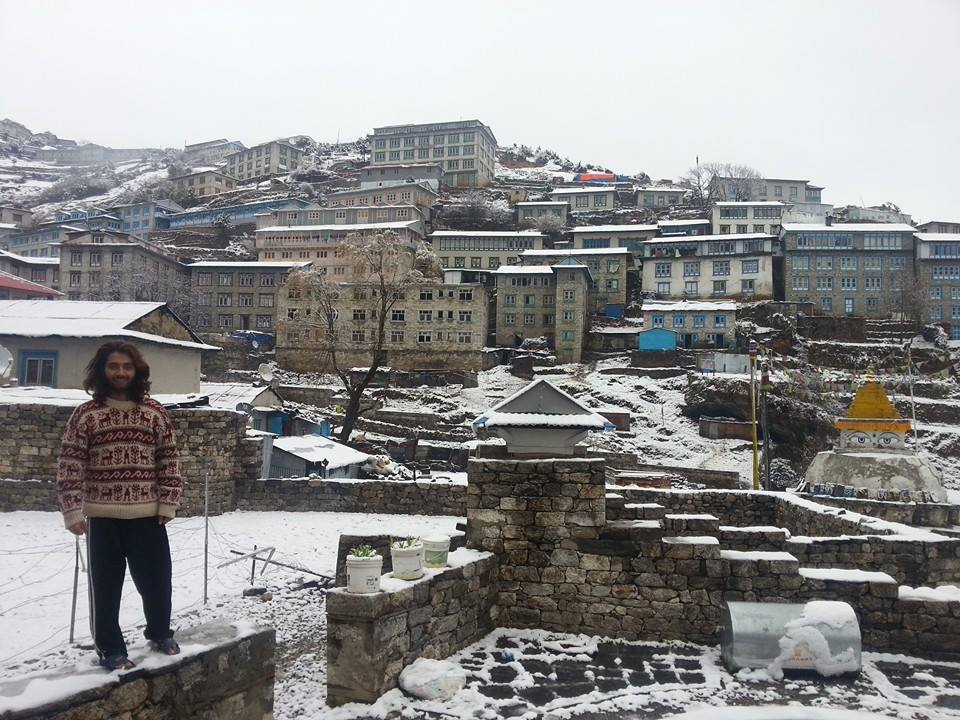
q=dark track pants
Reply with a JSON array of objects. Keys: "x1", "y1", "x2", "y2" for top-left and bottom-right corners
[{"x1": 86, "y1": 516, "x2": 173, "y2": 658}]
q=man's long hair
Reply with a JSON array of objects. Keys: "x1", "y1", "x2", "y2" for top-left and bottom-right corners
[{"x1": 83, "y1": 341, "x2": 151, "y2": 404}]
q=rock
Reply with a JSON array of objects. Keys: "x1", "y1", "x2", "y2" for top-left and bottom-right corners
[
  {"x1": 243, "y1": 586, "x2": 267, "y2": 597},
  {"x1": 399, "y1": 658, "x2": 467, "y2": 700}
]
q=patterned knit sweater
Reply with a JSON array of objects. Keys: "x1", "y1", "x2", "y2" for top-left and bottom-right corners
[{"x1": 57, "y1": 397, "x2": 183, "y2": 528}]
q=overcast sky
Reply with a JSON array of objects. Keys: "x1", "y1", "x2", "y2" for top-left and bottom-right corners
[{"x1": 3, "y1": 0, "x2": 958, "y2": 221}]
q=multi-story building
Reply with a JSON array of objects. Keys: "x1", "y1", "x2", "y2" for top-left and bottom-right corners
[
  {"x1": 549, "y1": 187, "x2": 618, "y2": 214},
  {"x1": 185, "y1": 260, "x2": 307, "y2": 333},
  {"x1": 515, "y1": 201, "x2": 569, "y2": 228},
  {"x1": 278, "y1": 278, "x2": 491, "y2": 371},
  {"x1": 59, "y1": 230, "x2": 187, "y2": 305},
  {"x1": 657, "y1": 218, "x2": 711, "y2": 236},
  {"x1": 636, "y1": 186, "x2": 689, "y2": 209},
  {"x1": 712, "y1": 202, "x2": 786, "y2": 236},
  {"x1": 183, "y1": 139, "x2": 246, "y2": 165},
  {"x1": 428, "y1": 230, "x2": 546, "y2": 279},
  {"x1": 571, "y1": 225, "x2": 658, "y2": 254},
  {"x1": 170, "y1": 169, "x2": 237, "y2": 198},
  {"x1": 359, "y1": 163, "x2": 445, "y2": 191},
  {"x1": 369, "y1": 120, "x2": 497, "y2": 188},
  {"x1": 4, "y1": 220, "x2": 86, "y2": 257},
  {"x1": 641, "y1": 233, "x2": 775, "y2": 300},
  {"x1": 838, "y1": 205, "x2": 912, "y2": 225},
  {"x1": 0, "y1": 205, "x2": 33, "y2": 227},
  {"x1": 917, "y1": 220, "x2": 960, "y2": 234},
  {"x1": 641, "y1": 300, "x2": 737, "y2": 349},
  {"x1": 162, "y1": 198, "x2": 310, "y2": 231},
  {"x1": 106, "y1": 200, "x2": 183, "y2": 235},
  {"x1": 913, "y1": 233, "x2": 960, "y2": 336},
  {"x1": 493, "y1": 260, "x2": 591, "y2": 363},
  {"x1": 325, "y1": 183, "x2": 438, "y2": 225},
  {"x1": 225, "y1": 141, "x2": 305, "y2": 182},
  {"x1": 0, "y1": 249, "x2": 60, "y2": 292},
  {"x1": 716, "y1": 177, "x2": 823, "y2": 204},
  {"x1": 781, "y1": 223, "x2": 917, "y2": 318},
  {"x1": 519, "y1": 247, "x2": 632, "y2": 317}
]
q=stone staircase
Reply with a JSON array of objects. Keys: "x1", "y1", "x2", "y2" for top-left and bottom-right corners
[{"x1": 865, "y1": 318, "x2": 920, "y2": 343}]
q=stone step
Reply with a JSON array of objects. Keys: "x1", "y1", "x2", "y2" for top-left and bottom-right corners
[
  {"x1": 623, "y1": 502, "x2": 666, "y2": 520},
  {"x1": 661, "y1": 535, "x2": 721, "y2": 559},
  {"x1": 599, "y1": 519, "x2": 665, "y2": 543},
  {"x1": 718, "y1": 525, "x2": 790, "y2": 551},
  {"x1": 663, "y1": 513, "x2": 720, "y2": 536}
]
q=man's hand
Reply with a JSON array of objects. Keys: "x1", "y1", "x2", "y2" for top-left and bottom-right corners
[
  {"x1": 158, "y1": 516, "x2": 173, "y2": 526},
  {"x1": 68, "y1": 520, "x2": 87, "y2": 536}
]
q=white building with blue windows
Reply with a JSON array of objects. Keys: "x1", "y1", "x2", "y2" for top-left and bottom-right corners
[
  {"x1": 915, "y1": 233, "x2": 960, "y2": 338},
  {"x1": 640, "y1": 299, "x2": 736, "y2": 349},
  {"x1": 106, "y1": 199, "x2": 184, "y2": 235}
]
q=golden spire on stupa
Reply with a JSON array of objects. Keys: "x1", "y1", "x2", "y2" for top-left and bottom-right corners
[{"x1": 836, "y1": 367, "x2": 911, "y2": 435}]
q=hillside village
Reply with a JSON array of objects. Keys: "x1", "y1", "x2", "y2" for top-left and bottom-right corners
[{"x1": 2, "y1": 115, "x2": 960, "y2": 719}]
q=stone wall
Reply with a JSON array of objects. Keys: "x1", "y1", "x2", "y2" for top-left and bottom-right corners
[
  {"x1": 0, "y1": 403, "x2": 260, "y2": 517},
  {"x1": 200, "y1": 335, "x2": 275, "y2": 382},
  {"x1": 0, "y1": 620, "x2": 274, "y2": 719},
  {"x1": 810, "y1": 495, "x2": 959, "y2": 528},
  {"x1": 325, "y1": 550, "x2": 497, "y2": 706},
  {"x1": 236, "y1": 477, "x2": 466, "y2": 516}
]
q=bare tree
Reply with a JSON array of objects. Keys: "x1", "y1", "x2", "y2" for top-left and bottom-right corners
[
  {"x1": 682, "y1": 161, "x2": 763, "y2": 210},
  {"x1": 282, "y1": 231, "x2": 442, "y2": 442},
  {"x1": 886, "y1": 267, "x2": 930, "y2": 323}
]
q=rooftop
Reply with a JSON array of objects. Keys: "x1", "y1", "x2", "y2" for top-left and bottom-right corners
[
  {"x1": 0, "y1": 249, "x2": 59, "y2": 265},
  {"x1": 636, "y1": 186, "x2": 689, "y2": 193},
  {"x1": 782, "y1": 223, "x2": 916, "y2": 233},
  {"x1": 272, "y1": 434, "x2": 369, "y2": 470},
  {"x1": 473, "y1": 379, "x2": 613, "y2": 431},
  {"x1": 549, "y1": 187, "x2": 618, "y2": 195},
  {"x1": 185, "y1": 261, "x2": 311, "y2": 268},
  {"x1": 715, "y1": 201, "x2": 787, "y2": 207},
  {"x1": 429, "y1": 230, "x2": 545, "y2": 238},
  {"x1": 521, "y1": 247, "x2": 631, "y2": 256},
  {"x1": 493, "y1": 265, "x2": 555, "y2": 275},
  {"x1": 257, "y1": 220, "x2": 419, "y2": 233},
  {"x1": 657, "y1": 219, "x2": 711, "y2": 226},
  {"x1": 514, "y1": 201, "x2": 569, "y2": 206},
  {"x1": 915, "y1": 233, "x2": 960, "y2": 242},
  {"x1": 572, "y1": 224, "x2": 657, "y2": 233},
  {"x1": 0, "y1": 270, "x2": 62, "y2": 298},
  {"x1": 643, "y1": 233, "x2": 773, "y2": 244},
  {"x1": 643, "y1": 300, "x2": 738, "y2": 312}
]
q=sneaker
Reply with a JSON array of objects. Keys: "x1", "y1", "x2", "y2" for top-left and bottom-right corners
[
  {"x1": 152, "y1": 637, "x2": 180, "y2": 656},
  {"x1": 99, "y1": 654, "x2": 136, "y2": 671}
]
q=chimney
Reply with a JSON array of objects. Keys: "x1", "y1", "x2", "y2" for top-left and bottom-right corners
[{"x1": 825, "y1": 215, "x2": 833, "y2": 226}]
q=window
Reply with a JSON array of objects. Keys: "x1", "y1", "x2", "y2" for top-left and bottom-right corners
[
  {"x1": 816, "y1": 256, "x2": 834, "y2": 271},
  {"x1": 523, "y1": 313, "x2": 535, "y2": 325},
  {"x1": 417, "y1": 331, "x2": 432, "y2": 343},
  {"x1": 712, "y1": 280, "x2": 727, "y2": 295},
  {"x1": 459, "y1": 310, "x2": 472, "y2": 322},
  {"x1": 863, "y1": 233, "x2": 903, "y2": 250},
  {"x1": 504, "y1": 313, "x2": 516, "y2": 325},
  {"x1": 470, "y1": 256, "x2": 482, "y2": 268},
  {"x1": 390, "y1": 330, "x2": 405, "y2": 343},
  {"x1": 543, "y1": 314, "x2": 554, "y2": 325},
  {"x1": 419, "y1": 289, "x2": 434, "y2": 301},
  {"x1": 867, "y1": 297, "x2": 879, "y2": 311},
  {"x1": 218, "y1": 272, "x2": 233, "y2": 286},
  {"x1": 930, "y1": 305, "x2": 944, "y2": 321},
  {"x1": 821, "y1": 296, "x2": 833, "y2": 312},
  {"x1": 713, "y1": 261, "x2": 730, "y2": 276},
  {"x1": 259, "y1": 274, "x2": 274, "y2": 287},
  {"x1": 560, "y1": 331, "x2": 576, "y2": 342},
  {"x1": 719, "y1": 225, "x2": 730, "y2": 234},
  {"x1": 70, "y1": 251, "x2": 83, "y2": 267},
  {"x1": 258, "y1": 294, "x2": 273, "y2": 307},
  {"x1": 672, "y1": 315, "x2": 685, "y2": 329},
  {"x1": 457, "y1": 331, "x2": 472, "y2": 344},
  {"x1": 792, "y1": 276, "x2": 810, "y2": 291},
  {"x1": 69, "y1": 271, "x2": 81, "y2": 287},
  {"x1": 459, "y1": 289, "x2": 473, "y2": 301},
  {"x1": 774, "y1": 185, "x2": 783, "y2": 197},
  {"x1": 606, "y1": 279, "x2": 619, "y2": 291},
  {"x1": 391, "y1": 309, "x2": 405, "y2": 322},
  {"x1": 792, "y1": 256, "x2": 810, "y2": 271},
  {"x1": 419, "y1": 310, "x2": 432, "y2": 322},
  {"x1": 840, "y1": 257, "x2": 858, "y2": 271},
  {"x1": 594, "y1": 194, "x2": 607, "y2": 208},
  {"x1": 683, "y1": 262, "x2": 700, "y2": 277},
  {"x1": 20, "y1": 351, "x2": 57, "y2": 387},
  {"x1": 239, "y1": 294, "x2": 253, "y2": 307},
  {"x1": 737, "y1": 225, "x2": 748, "y2": 234},
  {"x1": 352, "y1": 329, "x2": 365, "y2": 342},
  {"x1": 256, "y1": 315, "x2": 272, "y2": 329},
  {"x1": 693, "y1": 315, "x2": 705, "y2": 328},
  {"x1": 656, "y1": 281, "x2": 671, "y2": 295},
  {"x1": 719, "y1": 207, "x2": 748, "y2": 219},
  {"x1": 111, "y1": 251, "x2": 123, "y2": 266},
  {"x1": 563, "y1": 290, "x2": 576, "y2": 302},
  {"x1": 562, "y1": 310, "x2": 575, "y2": 322},
  {"x1": 523, "y1": 294, "x2": 535, "y2": 306},
  {"x1": 684, "y1": 281, "x2": 698, "y2": 295},
  {"x1": 840, "y1": 276, "x2": 857, "y2": 291},
  {"x1": 575, "y1": 195, "x2": 589, "y2": 208},
  {"x1": 89, "y1": 252, "x2": 101, "y2": 267},
  {"x1": 714, "y1": 315, "x2": 727, "y2": 328},
  {"x1": 655, "y1": 262, "x2": 672, "y2": 278},
  {"x1": 217, "y1": 293, "x2": 232, "y2": 306},
  {"x1": 219, "y1": 314, "x2": 234, "y2": 328},
  {"x1": 741, "y1": 279, "x2": 755, "y2": 294},
  {"x1": 816, "y1": 276, "x2": 834, "y2": 291},
  {"x1": 652, "y1": 314, "x2": 665, "y2": 328},
  {"x1": 844, "y1": 298, "x2": 855, "y2": 316},
  {"x1": 741, "y1": 259, "x2": 759, "y2": 274}
]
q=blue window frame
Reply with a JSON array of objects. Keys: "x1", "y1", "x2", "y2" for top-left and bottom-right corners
[
  {"x1": 652, "y1": 314, "x2": 665, "y2": 328},
  {"x1": 18, "y1": 350, "x2": 58, "y2": 387},
  {"x1": 672, "y1": 315, "x2": 685, "y2": 328}
]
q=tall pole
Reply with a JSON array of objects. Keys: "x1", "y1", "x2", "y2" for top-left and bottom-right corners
[
  {"x1": 907, "y1": 342, "x2": 920, "y2": 448},
  {"x1": 203, "y1": 465, "x2": 210, "y2": 605},
  {"x1": 750, "y1": 340, "x2": 759, "y2": 490},
  {"x1": 69, "y1": 536, "x2": 80, "y2": 643},
  {"x1": 760, "y1": 358, "x2": 772, "y2": 490}
]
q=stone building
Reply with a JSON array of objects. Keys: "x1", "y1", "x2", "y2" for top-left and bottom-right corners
[
  {"x1": 4, "y1": 219, "x2": 85, "y2": 257},
  {"x1": 716, "y1": 176, "x2": 824, "y2": 204},
  {"x1": 519, "y1": 247, "x2": 632, "y2": 317},
  {"x1": 712, "y1": 201, "x2": 786, "y2": 236},
  {"x1": 640, "y1": 299, "x2": 737, "y2": 349},
  {"x1": 0, "y1": 271, "x2": 62, "y2": 300},
  {"x1": 781, "y1": 222, "x2": 917, "y2": 318},
  {"x1": 636, "y1": 185, "x2": 688, "y2": 209},
  {"x1": 914, "y1": 233, "x2": 960, "y2": 336},
  {"x1": 549, "y1": 186, "x2": 618, "y2": 214},
  {"x1": 105, "y1": 199, "x2": 183, "y2": 234},
  {"x1": 428, "y1": 230, "x2": 546, "y2": 280},
  {"x1": 183, "y1": 138, "x2": 246, "y2": 165},
  {"x1": 0, "y1": 205, "x2": 33, "y2": 227},
  {"x1": 358, "y1": 163, "x2": 445, "y2": 190},
  {"x1": 59, "y1": 229, "x2": 187, "y2": 304},
  {"x1": 369, "y1": 120, "x2": 497, "y2": 187},
  {"x1": 917, "y1": 220, "x2": 960, "y2": 234},
  {"x1": 224, "y1": 140, "x2": 304, "y2": 182},
  {"x1": 641, "y1": 233, "x2": 775, "y2": 300},
  {"x1": 570, "y1": 224, "x2": 658, "y2": 255},
  {"x1": 493, "y1": 260, "x2": 591, "y2": 363},
  {"x1": 256, "y1": 218, "x2": 425, "y2": 262},
  {"x1": 515, "y1": 201, "x2": 569, "y2": 227},
  {"x1": 325, "y1": 183, "x2": 439, "y2": 225},
  {"x1": 0, "y1": 249, "x2": 60, "y2": 292},
  {"x1": 184, "y1": 260, "x2": 309, "y2": 333},
  {"x1": 657, "y1": 218, "x2": 711, "y2": 236},
  {"x1": 170, "y1": 169, "x2": 237, "y2": 198},
  {"x1": 277, "y1": 279, "x2": 491, "y2": 372}
]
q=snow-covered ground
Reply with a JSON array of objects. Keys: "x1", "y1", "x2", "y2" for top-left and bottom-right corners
[{"x1": 0, "y1": 510, "x2": 459, "y2": 675}]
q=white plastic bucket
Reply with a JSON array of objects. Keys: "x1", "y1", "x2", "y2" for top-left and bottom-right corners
[
  {"x1": 391, "y1": 543, "x2": 425, "y2": 580},
  {"x1": 346, "y1": 554, "x2": 383, "y2": 594},
  {"x1": 423, "y1": 536, "x2": 451, "y2": 568}
]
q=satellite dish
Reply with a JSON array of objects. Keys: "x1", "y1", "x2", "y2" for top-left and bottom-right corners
[
  {"x1": 258, "y1": 363, "x2": 274, "y2": 382},
  {"x1": 0, "y1": 344, "x2": 12, "y2": 384},
  {"x1": 235, "y1": 402, "x2": 254, "y2": 413},
  {"x1": 251, "y1": 339, "x2": 260, "y2": 350}
]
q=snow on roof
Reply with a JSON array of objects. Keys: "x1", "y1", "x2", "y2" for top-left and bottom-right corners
[
  {"x1": 493, "y1": 265, "x2": 555, "y2": 274},
  {"x1": 256, "y1": 220, "x2": 418, "y2": 232},
  {"x1": 199, "y1": 383, "x2": 281, "y2": 411},
  {"x1": 643, "y1": 300, "x2": 737, "y2": 312},
  {"x1": 521, "y1": 247, "x2": 631, "y2": 256},
  {"x1": 915, "y1": 233, "x2": 960, "y2": 242},
  {"x1": 657, "y1": 218, "x2": 711, "y2": 226},
  {"x1": 0, "y1": 270, "x2": 62, "y2": 297},
  {"x1": 514, "y1": 201, "x2": 569, "y2": 206},
  {"x1": 327, "y1": 182, "x2": 438, "y2": 198},
  {"x1": 571, "y1": 224, "x2": 657, "y2": 233},
  {"x1": 799, "y1": 567, "x2": 896, "y2": 584},
  {"x1": 0, "y1": 300, "x2": 218, "y2": 351},
  {"x1": 429, "y1": 230, "x2": 544, "y2": 237},
  {"x1": 643, "y1": 232, "x2": 773, "y2": 244},
  {"x1": 0, "y1": 249, "x2": 59, "y2": 264},
  {"x1": 898, "y1": 584, "x2": 960, "y2": 602},
  {"x1": 272, "y1": 434, "x2": 369, "y2": 470},
  {"x1": 549, "y1": 186, "x2": 617, "y2": 195},
  {"x1": 781, "y1": 223, "x2": 916, "y2": 233},
  {"x1": 715, "y1": 201, "x2": 786, "y2": 207},
  {"x1": 636, "y1": 186, "x2": 688, "y2": 193},
  {"x1": 0, "y1": 386, "x2": 207, "y2": 407},
  {"x1": 186, "y1": 261, "x2": 310, "y2": 268},
  {"x1": 474, "y1": 378, "x2": 614, "y2": 431}
]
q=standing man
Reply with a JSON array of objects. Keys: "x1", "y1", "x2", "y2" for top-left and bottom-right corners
[{"x1": 57, "y1": 341, "x2": 183, "y2": 670}]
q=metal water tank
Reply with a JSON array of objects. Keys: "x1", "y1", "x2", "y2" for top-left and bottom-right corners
[{"x1": 721, "y1": 600, "x2": 862, "y2": 676}]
